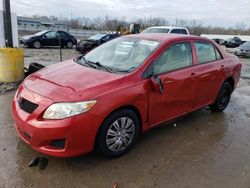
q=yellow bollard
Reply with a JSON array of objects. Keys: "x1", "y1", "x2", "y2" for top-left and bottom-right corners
[{"x1": 0, "y1": 48, "x2": 24, "y2": 83}]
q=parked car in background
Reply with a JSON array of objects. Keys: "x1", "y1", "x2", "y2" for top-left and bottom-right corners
[
  {"x1": 234, "y1": 41, "x2": 250, "y2": 57},
  {"x1": 76, "y1": 33, "x2": 119, "y2": 54},
  {"x1": 142, "y1": 26, "x2": 190, "y2": 35},
  {"x1": 222, "y1": 37, "x2": 242, "y2": 48},
  {"x1": 19, "y1": 30, "x2": 77, "y2": 49},
  {"x1": 212, "y1": 38, "x2": 225, "y2": 45},
  {"x1": 12, "y1": 34, "x2": 241, "y2": 158}
]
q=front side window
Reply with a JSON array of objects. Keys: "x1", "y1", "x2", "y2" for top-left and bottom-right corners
[
  {"x1": 45, "y1": 31, "x2": 57, "y2": 38},
  {"x1": 194, "y1": 42, "x2": 217, "y2": 64},
  {"x1": 153, "y1": 42, "x2": 193, "y2": 75}
]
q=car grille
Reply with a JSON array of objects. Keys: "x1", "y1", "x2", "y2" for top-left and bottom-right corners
[{"x1": 18, "y1": 96, "x2": 39, "y2": 114}]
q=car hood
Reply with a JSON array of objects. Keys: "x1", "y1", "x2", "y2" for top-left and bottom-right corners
[
  {"x1": 79, "y1": 40, "x2": 97, "y2": 44},
  {"x1": 22, "y1": 35, "x2": 35, "y2": 40},
  {"x1": 239, "y1": 45, "x2": 250, "y2": 51},
  {"x1": 23, "y1": 59, "x2": 125, "y2": 102}
]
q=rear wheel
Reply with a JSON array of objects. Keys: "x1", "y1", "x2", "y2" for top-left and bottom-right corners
[
  {"x1": 66, "y1": 41, "x2": 73, "y2": 48},
  {"x1": 210, "y1": 82, "x2": 232, "y2": 112},
  {"x1": 95, "y1": 109, "x2": 140, "y2": 158}
]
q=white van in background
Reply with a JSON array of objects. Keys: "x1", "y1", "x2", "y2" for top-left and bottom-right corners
[{"x1": 142, "y1": 26, "x2": 190, "y2": 35}]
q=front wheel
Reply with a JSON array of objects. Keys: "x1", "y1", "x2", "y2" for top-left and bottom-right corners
[
  {"x1": 210, "y1": 82, "x2": 232, "y2": 112},
  {"x1": 95, "y1": 109, "x2": 140, "y2": 158},
  {"x1": 32, "y1": 41, "x2": 41, "y2": 49}
]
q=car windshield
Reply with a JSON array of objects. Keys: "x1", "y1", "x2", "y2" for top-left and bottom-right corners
[
  {"x1": 242, "y1": 41, "x2": 250, "y2": 47},
  {"x1": 88, "y1": 34, "x2": 106, "y2": 40},
  {"x1": 82, "y1": 37, "x2": 160, "y2": 73},
  {"x1": 142, "y1": 28, "x2": 170, "y2": 34},
  {"x1": 34, "y1": 30, "x2": 50, "y2": 36}
]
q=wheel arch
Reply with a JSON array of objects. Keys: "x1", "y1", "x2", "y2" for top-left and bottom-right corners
[
  {"x1": 224, "y1": 76, "x2": 235, "y2": 90},
  {"x1": 94, "y1": 105, "x2": 143, "y2": 149}
]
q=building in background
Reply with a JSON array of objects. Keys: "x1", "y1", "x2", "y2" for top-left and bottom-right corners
[{"x1": 17, "y1": 16, "x2": 68, "y2": 32}]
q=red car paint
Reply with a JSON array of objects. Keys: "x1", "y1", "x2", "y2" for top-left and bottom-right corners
[{"x1": 12, "y1": 34, "x2": 241, "y2": 157}]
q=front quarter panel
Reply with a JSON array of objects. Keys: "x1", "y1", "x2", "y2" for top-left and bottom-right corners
[{"x1": 87, "y1": 77, "x2": 149, "y2": 131}]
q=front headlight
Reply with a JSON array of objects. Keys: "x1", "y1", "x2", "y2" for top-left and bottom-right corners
[{"x1": 43, "y1": 100, "x2": 96, "y2": 120}]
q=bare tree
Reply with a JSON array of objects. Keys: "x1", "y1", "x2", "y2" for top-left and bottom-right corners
[{"x1": 234, "y1": 22, "x2": 246, "y2": 34}]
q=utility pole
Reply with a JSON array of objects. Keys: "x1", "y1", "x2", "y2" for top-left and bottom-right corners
[{"x1": 2, "y1": 0, "x2": 13, "y2": 47}]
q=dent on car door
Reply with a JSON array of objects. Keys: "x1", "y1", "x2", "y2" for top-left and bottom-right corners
[
  {"x1": 192, "y1": 41, "x2": 224, "y2": 108},
  {"x1": 148, "y1": 42, "x2": 198, "y2": 126}
]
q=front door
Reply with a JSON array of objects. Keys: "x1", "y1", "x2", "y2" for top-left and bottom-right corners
[
  {"x1": 148, "y1": 41, "x2": 198, "y2": 125},
  {"x1": 43, "y1": 31, "x2": 57, "y2": 46}
]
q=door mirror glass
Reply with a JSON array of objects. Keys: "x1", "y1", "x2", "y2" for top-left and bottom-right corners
[{"x1": 151, "y1": 75, "x2": 164, "y2": 94}]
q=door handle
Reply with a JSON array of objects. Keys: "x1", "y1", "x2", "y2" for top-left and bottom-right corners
[
  {"x1": 190, "y1": 73, "x2": 196, "y2": 77},
  {"x1": 221, "y1": 65, "x2": 225, "y2": 69}
]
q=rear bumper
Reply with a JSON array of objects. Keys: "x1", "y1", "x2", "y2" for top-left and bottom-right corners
[{"x1": 11, "y1": 86, "x2": 103, "y2": 157}]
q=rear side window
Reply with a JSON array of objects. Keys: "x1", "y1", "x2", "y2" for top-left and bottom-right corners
[
  {"x1": 58, "y1": 31, "x2": 69, "y2": 37},
  {"x1": 215, "y1": 48, "x2": 222, "y2": 60},
  {"x1": 170, "y1": 29, "x2": 188, "y2": 34},
  {"x1": 153, "y1": 42, "x2": 193, "y2": 74},
  {"x1": 194, "y1": 42, "x2": 218, "y2": 64}
]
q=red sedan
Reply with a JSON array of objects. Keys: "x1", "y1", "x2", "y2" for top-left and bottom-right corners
[{"x1": 12, "y1": 34, "x2": 241, "y2": 158}]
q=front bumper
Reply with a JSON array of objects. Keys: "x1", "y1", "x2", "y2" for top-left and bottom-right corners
[
  {"x1": 234, "y1": 50, "x2": 250, "y2": 57},
  {"x1": 12, "y1": 86, "x2": 103, "y2": 157}
]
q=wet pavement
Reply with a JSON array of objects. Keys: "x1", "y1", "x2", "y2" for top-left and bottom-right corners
[
  {"x1": 1, "y1": 48, "x2": 250, "y2": 188},
  {"x1": 0, "y1": 80, "x2": 250, "y2": 187}
]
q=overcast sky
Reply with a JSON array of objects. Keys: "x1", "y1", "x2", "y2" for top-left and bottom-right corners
[{"x1": 1, "y1": 0, "x2": 250, "y2": 27}]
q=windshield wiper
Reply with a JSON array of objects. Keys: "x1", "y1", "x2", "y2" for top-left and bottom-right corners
[
  {"x1": 79, "y1": 56, "x2": 113, "y2": 73},
  {"x1": 85, "y1": 60, "x2": 113, "y2": 73},
  {"x1": 112, "y1": 66, "x2": 136, "y2": 73},
  {"x1": 80, "y1": 56, "x2": 97, "y2": 69},
  {"x1": 95, "y1": 62, "x2": 113, "y2": 73}
]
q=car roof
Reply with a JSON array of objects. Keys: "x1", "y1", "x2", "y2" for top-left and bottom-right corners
[
  {"x1": 146, "y1": 26, "x2": 188, "y2": 30},
  {"x1": 126, "y1": 33, "x2": 207, "y2": 43}
]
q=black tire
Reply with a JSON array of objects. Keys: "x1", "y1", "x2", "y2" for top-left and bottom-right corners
[
  {"x1": 32, "y1": 41, "x2": 41, "y2": 49},
  {"x1": 95, "y1": 109, "x2": 140, "y2": 158},
  {"x1": 66, "y1": 41, "x2": 73, "y2": 48},
  {"x1": 210, "y1": 82, "x2": 233, "y2": 112},
  {"x1": 28, "y1": 63, "x2": 45, "y2": 74}
]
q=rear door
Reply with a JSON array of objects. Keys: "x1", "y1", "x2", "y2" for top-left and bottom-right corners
[
  {"x1": 192, "y1": 41, "x2": 224, "y2": 108},
  {"x1": 56, "y1": 31, "x2": 72, "y2": 46},
  {"x1": 148, "y1": 41, "x2": 198, "y2": 125}
]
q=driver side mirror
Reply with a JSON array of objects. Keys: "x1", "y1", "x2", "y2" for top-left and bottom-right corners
[{"x1": 151, "y1": 75, "x2": 164, "y2": 94}]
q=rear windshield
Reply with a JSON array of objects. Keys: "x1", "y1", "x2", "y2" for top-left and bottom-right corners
[
  {"x1": 88, "y1": 34, "x2": 106, "y2": 40},
  {"x1": 142, "y1": 28, "x2": 170, "y2": 34}
]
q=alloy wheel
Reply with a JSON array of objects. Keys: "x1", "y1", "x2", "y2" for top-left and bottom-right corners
[{"x1": 106, "y1": 117, "x2": 135, "y2": 152}]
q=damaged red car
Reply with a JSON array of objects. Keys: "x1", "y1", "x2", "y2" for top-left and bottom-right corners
[{"x1": 12, "y1": 34, "x2": 241, "y2": 158}]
